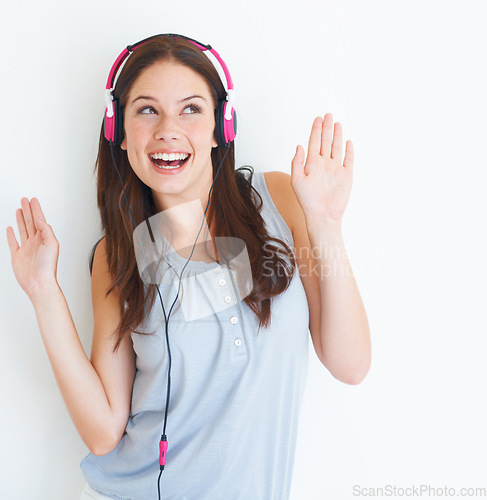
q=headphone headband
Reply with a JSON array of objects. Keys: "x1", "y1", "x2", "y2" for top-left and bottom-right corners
[{"x1": 104, "y1": 33, "x2": 237, "y2": 146}]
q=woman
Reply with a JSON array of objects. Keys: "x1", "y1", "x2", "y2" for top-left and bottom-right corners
[{"x1": 6, "y1": 34, "x2": 370, "y2": 500}]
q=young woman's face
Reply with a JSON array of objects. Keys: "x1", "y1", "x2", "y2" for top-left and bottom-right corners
[{"x1": 121, "y1": 60, "x2": 218, "y2": 212}]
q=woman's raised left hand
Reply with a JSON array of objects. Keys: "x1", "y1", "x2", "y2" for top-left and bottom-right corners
[{"x1": 291, "y1": 113, "x2": 354, "y2": 224}]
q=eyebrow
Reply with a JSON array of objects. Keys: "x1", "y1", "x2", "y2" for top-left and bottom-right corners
[{"x1": 130, "y1": 94, "x2": 207, "y2": 105}]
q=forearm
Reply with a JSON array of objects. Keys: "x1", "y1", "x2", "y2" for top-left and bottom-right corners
[
  {"x1": 306, "y1": 215, "x2": 371, "y2": 384},
  {"x1": 30, "y1": 283, "x2": 119, "y2": 454}
]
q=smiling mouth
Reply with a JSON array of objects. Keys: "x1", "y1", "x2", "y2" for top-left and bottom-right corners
[{"x1": 149, "y1": 152, "x2": 191, "y2": 170}]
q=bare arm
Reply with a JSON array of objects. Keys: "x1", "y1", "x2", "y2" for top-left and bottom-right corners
[
  {"x1": 6, "y1": 198, "x2": 135, "y2": 455},
  {"x1": 289, "y1": 114, "x2": 371, "y2": 383}
]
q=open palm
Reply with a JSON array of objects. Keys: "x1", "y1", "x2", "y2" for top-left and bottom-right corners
[
  {"x1": 6, "y1": 198, "x2": 59, "y2": 299},
  {"x1": 291, "y1": 113, "x2": 354, "y2": 223}
]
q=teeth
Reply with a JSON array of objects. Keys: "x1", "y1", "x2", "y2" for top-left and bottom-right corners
[{"x1": 150, "y1": 152, "x2": 189, "y2": 161}]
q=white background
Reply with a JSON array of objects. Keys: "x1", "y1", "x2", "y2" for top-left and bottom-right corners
[{"x1": 1, "y1": 1, "x2": 486, "y2": 499}]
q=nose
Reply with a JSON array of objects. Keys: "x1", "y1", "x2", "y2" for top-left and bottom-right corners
[{"x1": 154, "y1": 113, "x2": 180, "y2": 141}]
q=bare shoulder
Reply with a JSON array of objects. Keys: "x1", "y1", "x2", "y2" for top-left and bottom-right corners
[
  {"x1": 262, "y1": 171, "x2": 324, "y2": 365},
  {"x1": 91, "y1": 237, "x2": 120, "y2": 318},
  {"x1": 262, "y1": 170, "x2": 297, "y2": 236},
  {"x1": 91, "y1": 236, "x2": 135, "y2": 358}
]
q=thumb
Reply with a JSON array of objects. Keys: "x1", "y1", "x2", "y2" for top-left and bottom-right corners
[
  {"x1": 36, "y1": 217, "x2": 58, "y2": 247},
  {"x1": 291, "y1": 145, "x2": 306, "y2": 181}
]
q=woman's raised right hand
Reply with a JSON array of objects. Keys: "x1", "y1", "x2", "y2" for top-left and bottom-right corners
[{"x1": 6, "y1": 198, "x2": 60, "y2": 300}]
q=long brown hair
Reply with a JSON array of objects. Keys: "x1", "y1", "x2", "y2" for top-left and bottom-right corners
[{"x1": 89, "y1": 35, "x2": 296, "y2": 351}]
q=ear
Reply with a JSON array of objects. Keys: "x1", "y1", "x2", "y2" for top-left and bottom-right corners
[
  {"x1": 212, "y1": 135, "x2": 218, "y2": 148},
  {"x1": 120, "y1": 136, "x2": 127, "y2": 150}
]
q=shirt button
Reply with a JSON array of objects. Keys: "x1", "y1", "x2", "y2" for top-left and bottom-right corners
[
  {"x1": 218, "y1": 279, "x2": 226, "y2": 286},
  {"x1": 230, "y1": 316, "x2": 238, "y2": 324},
  {"x1": 224, "y1": 296, "x2": 231, "y2": 303},
  {"x1": 214, "y1": 267, "x2": 221, "y2": 274},
  {"x1": 234, "y1": 338, "x2": 242, "y2": 347}
]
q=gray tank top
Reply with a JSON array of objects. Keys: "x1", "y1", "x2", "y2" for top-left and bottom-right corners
[{"x1": 80, "y1": 170, "x2": 310, "y2": 499}]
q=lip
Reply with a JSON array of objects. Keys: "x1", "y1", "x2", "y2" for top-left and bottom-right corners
[
  {"x1": 148, "y1": 153, "x2": 191, "y2": 176},
  {"x1": 148, "y1": 149, "x2": 191, "y2": 156}
]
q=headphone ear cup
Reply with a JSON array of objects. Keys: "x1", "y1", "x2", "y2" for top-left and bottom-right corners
[
  {"x1": 227, "y1": 107, "x2": 237, "y2": 142},
  {"x1": 113, "y1": 99, "x2": 124, "y2": 146},
  {"x1": 215, "y1": 100, "x2": 226, "y2": 147}
]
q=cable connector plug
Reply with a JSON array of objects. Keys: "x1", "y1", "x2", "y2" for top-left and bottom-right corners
[{"x1": 159, "y1": 434, "x2": 168, "y2": 470}]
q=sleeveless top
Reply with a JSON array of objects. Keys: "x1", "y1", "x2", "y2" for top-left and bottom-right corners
[{"x1": 80, "y1": 170, "x2": 310, "y2": 500}]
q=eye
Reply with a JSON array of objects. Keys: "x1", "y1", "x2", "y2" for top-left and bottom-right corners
[
  {"x1": 182, "y1": 104, "x2": 202, "y2": 115},
  {"x1": 138, "y1": 106, "x2": 157, "y2": 115}
]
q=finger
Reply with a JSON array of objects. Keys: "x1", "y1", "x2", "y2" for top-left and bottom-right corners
[
  {"x1": 308, "y1": 117, "x2": 323, "y2": 158},
  {"x1": 20, "y1": 197, "x2": 36, "y2": 239},
  {"x1": 331, "y1": 122, "x2": 343, "y2": 162},
  {"x1": 291, "y1": 145, "x2": 306, "y2": 180},
  {"x1": 343, "y1": 140, "x2": 354, "y2": 170},
  {"x1": 30, "y1": 198, "x2": 47, "y2": 230},
  {"x1": 31, "y1": 202, "x2": 58, "y2": 246},
  {"x1": 16, "y1": 208, "x2": 28, "y2": 245},
  {"x1": 321, "y1": 113, "x2": 334, "y2": 158},
  {"x1": 6, "y1": 226, "x2": 20, "y2": 254}
]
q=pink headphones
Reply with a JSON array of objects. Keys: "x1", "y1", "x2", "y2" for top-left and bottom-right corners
[{"x1": 104, "y1": 34, "x2": 237, "y2": 147}]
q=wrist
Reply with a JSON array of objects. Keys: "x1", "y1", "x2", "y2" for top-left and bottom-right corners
[
  {"x1": 305, "y1": 213, "x2": 343, "y2": 233},
  {"x1": 28, "y1": 280, "x2": 62, "y2": 307}
]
